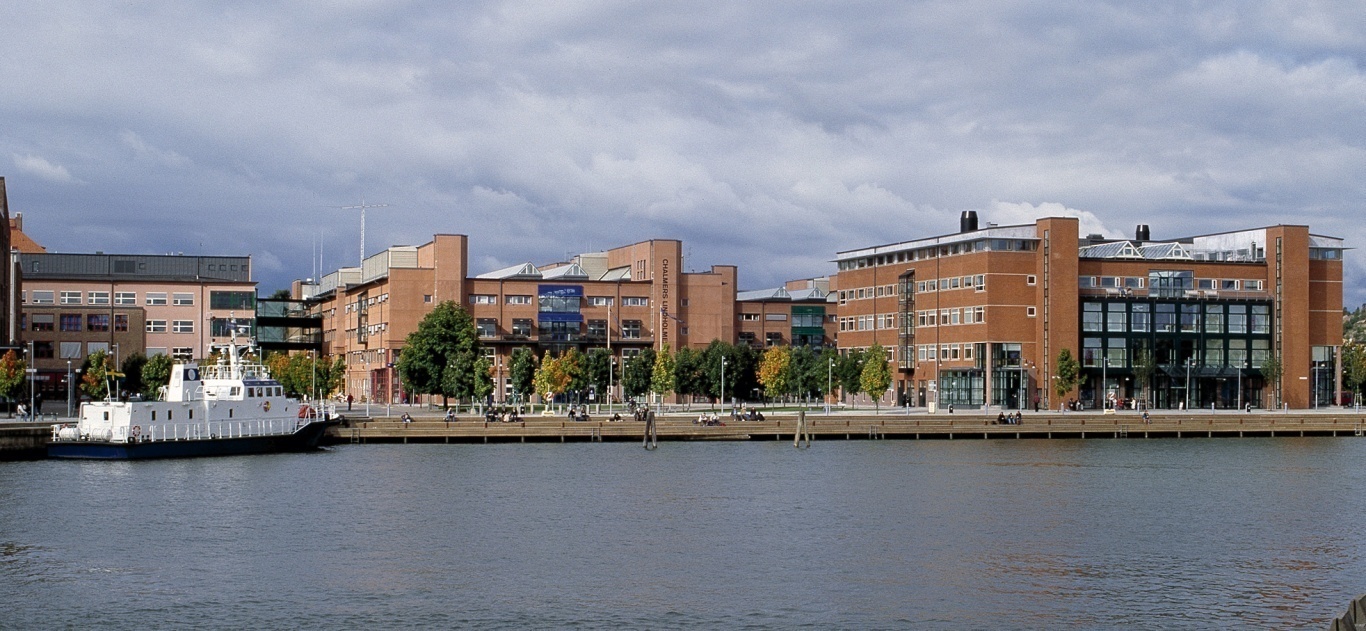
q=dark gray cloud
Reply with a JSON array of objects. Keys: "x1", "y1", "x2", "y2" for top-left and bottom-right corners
[{"x1": 3, "y1": 1, "x2": 1363, "y2": 306}]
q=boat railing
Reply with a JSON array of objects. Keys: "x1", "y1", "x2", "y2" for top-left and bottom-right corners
[{"x1": 132, "y1": 418, "x2": 312, "y2": 443}]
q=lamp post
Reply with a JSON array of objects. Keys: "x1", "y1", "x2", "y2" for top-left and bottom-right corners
[
  {"x1": 27, "y1": 341, "x2": 35, "y2": 420},
  {"x1": 608, "y1": 355, "x2": 615, "y2": 415},
  {"x1": 1185, "y1": 357, "x2": 1193, "y2": 411},
  {"x1": 1101, "y1": 357, "x2": 1108, "y2": 410},
  {"x1": 826, "y1": 357, "x2": 833, "y2": 415},
  {"x1": 67, "y1": 360, "x2": 73, "y2": 418},
  {"x1": 720, "y1": 355, "x2": 727, "y2": 413}
]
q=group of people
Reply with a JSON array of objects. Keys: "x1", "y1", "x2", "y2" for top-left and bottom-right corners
[
  {"x1": 485, "y1": 407, "x2": 523, "y2": 423},
  {"x1": 694, "y1": 413, "x2": 726, "y2": 426},
  {"x1": 733, "y1": 408, "x2": 765, "y2": 422},
  {"x1": 995, "y1": 411, "x2": 1024, "y2": 425}
]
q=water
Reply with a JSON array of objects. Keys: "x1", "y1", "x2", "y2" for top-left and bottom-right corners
[{"x1": 3, "y1": 439, "x2": 1364, "y2": 629}]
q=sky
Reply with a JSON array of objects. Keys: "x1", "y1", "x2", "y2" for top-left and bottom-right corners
[{"x1": 2, "y1": 1, "x2": 1364, "y2": 307}]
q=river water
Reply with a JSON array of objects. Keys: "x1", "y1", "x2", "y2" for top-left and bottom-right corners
[{"x1": 2, "y1": 438, "x2": 1363, "y2": 629}]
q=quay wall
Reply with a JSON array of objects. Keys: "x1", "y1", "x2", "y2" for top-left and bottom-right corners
[{"x1": 0, "y1": 424, "x2": 52, "y2": 460}]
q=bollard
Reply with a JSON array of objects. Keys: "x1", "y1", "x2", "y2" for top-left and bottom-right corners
[{"x1": 794, "y1": 410, "x2": 812, "y2": 448}]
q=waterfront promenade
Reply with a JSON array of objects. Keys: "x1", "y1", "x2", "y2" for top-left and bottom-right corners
[{"x1": 330, "y1": 406, "x2": 1366, "y2": 444}]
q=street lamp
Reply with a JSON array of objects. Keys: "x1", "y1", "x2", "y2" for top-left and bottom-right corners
[
  {"x1": 826, "y1": 357, "x2": 833, "y2": 415},
  {"x1": 1185, "y1": 356, "x2": 1194, "y2": 411},
  {"x1": 720, "y1": 355, "x2": 727, "y2": 413},
  {"x1": 1101, "y1": 357, "x2": 1109, "y2": 410},
  {"x1": 27, "y1": 341, "x2": 35, "y2": 420}
]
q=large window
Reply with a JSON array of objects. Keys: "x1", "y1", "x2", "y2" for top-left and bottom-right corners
[
  {"x1": 1251, "y1": 305, "x2": 1270, "y2": 334},
  {"x1": 1228, "y1": 305, "x2": 1247, "y2": 334},
  {"x1": 476, "y1": 318, "x2": 498, "y2": 338},
  {"x1": 1082, "y1": 303, "x2": 1103, "y2": 332},
  {"x1": 1131, "y1": 303, "x2": 1150, "y2": 332},
  {"x1": 114, "y1": 314, "x2": 129, "y2": 332},
  {"x1": 1180, "y1": 304, "x2": 1200, "y2": 333},
  {"x1": 173, "y1": 293, "x2": 195, "y2": 306},
  {"x1": 512, "y1": 319, "x2": 534, "y2": 337},
  {"x1": 586, "y1": 319, "x2": 606, "y2": 339},
  {"x1": 88, "y1": 291, "x2": 110, "y2": 305},
  {"x1": 539, "y1": 286, "x2": 582, "y2": 313},
  {"x1": 31, "y1": 314, "x2": 54, "y2": 331},
  {"x1": 87, "y1": 314, "x2": 110, "y2": 332},
  {"x1": 209, "y1": 291, "x2": 255, "y2": 310},
  {"x1": 146, "y1": 320, "x2": 167, "y2": 333},
  {"x1": 172, "y1": 320, "x2": 194, "y2": 334},
  {"x1": 1155, "y1": 303, "x2": 1177, "y2": 333},
  {"x1": 1107, "y1": 303, "x2": 1126, "y2": 332},
  {"x1": 115, "y1": 292, "x2": 137, "y2": 305},
  {"x1": 146, "y1": 292, "x2": 168, "y2": 306},
  {"x1": 30, "y1": 290, "x2": 54, "y2": 304},
  {"x1": 1205, "y1": 304, "x2": 1224, "y2": 333},
  {"x1": 60, "y1": 291, "x2": 82, "y2": 305},
  {"x1": 621, "y1": 320, "x2": 642, "y2": 339},
  {"x1": 1148, "y1": 270, "x2": 1193, "y2": 298},
  {"x1": 60, "y1": 314, "x2": 82, "y2": 332},
  {"x1": 622, "y1": 297, "x2": 648, "y2": 307}
]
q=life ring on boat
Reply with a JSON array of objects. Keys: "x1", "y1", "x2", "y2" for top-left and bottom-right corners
[
  {"x1": 262, "y1": 401, "x2": 271, "y2": 412},
  {"x1": 298, "y1": 404, "x2": 311, "y2": 419},
  {"x1": 131, "y1": 425, "x2": 141, "y2": 438}
]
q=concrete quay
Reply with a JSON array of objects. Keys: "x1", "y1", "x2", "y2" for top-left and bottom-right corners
[
  {"x1": 0, "y1": 423, "x2": 54, "y2": 460},
  {"x1": 328, "y1": 410, "x2": 1366, "y2": 444}
]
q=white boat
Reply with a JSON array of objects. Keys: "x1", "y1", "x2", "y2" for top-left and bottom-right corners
[{"x1": 48, "y1": 338, "x2": 338, "y2": 460}]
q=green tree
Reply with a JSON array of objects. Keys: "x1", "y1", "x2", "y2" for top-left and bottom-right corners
[
  {"x1": 836, "y1": 348, "x2": 866, "y2": 402},
  {"x1": 623, "y1": 348, "x2": 655, "y2": 400},
  {"x1": 860, "y1": 343, "x2": 892, "y2": 414},
  {"x1": 1259, "y1": 352, "x2": 1284, "y2": 409},
  {"x1": 473, "y1": 355, "x2": 494, "y2": 407},
  {"x1": 396, "y1": 300, "x2": 481, "y2": 407},
  {"x1": 141, "y1": 353, "x2": 174, "y2": 399},
  {"x1": 673, "y1": 347, "x2": 704, "y2": 406},
  {"x1": 651, "y1": 344, "x2": 676, "y2": 400},
  {"x1": 817, "y1": 347, "x2": 841, "y2": 403},
  {"x1": 1131, "y1": 348, "x2": 1156, "y2": 407},
  {"x1": 534, "y1": 352, "x2": 572, "y2": 408},
  {"x1": 80, "y1": 350, "x2": 117, "y2": 400},
  {"x1": 757, "y1": 346, "x2": 792, "y2": 401},
  {"x1": 509, "y1": 348, "x2": 537, "y2": 404},
  {"x1": 583, "y1": 348, "x2": 613, "y2": 403},
  {"x1": 1054, "y1": 348, "x2": 1081, "y2": 403},
  {"x1": 789, "y1": 345, "x2": 823, "y2": 401},
  {"x1": 120, "y1": 353, "x2": 148, "y2": 399},
  {"x1": 561, "y1": 348, "x2": 587, "y2": 401},
  {"x1": 0, "y1": 350, "x2": 26, "y2": 402}
]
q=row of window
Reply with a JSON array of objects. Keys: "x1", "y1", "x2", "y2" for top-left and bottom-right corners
[
  {"x1": 915, "y1": 306, "x2": 1002, "y2": 327},
  {"x1": 27, "y1": 290, "x2": 195, "y2": 306},
  {"x1": 1079, "y1": 276, "x2": 1265, "y2": 291},
  {"x1": 28, "y1": 313, "x2": 131, "y2": 333},
  {"x1": 840, "y1": 314, "x2": 898, "y2": 332},
  {"x1": 469, "y1": 294, "x2": 651, "y2": 307},
  {"x1": 29, "y1": 341, "x2": 193, "y2": 360},
  {"x1": 916, "y1": 343, "x2": 975, "y2": 363},
  {"x1": 1081, "y1": 337, "x2": 1271, "y2": 367},
  {"x1": 1081, "y1": 302, "x2": 1271, "y2": 334},
  {"x1": 473, "y1": 319, "x2": 647, "y2": 340},
  {"x1": 837, "y1": 238, "x2": 1039, "y2": 271}
]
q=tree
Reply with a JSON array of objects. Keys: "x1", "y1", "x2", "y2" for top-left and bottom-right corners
[
  {"x1": 80, "y1": 349, "x2": 117, "y2": 400},
  {"x1": 509, "y1": 348, "x2": 537, "y2": 404},
  {"x1": 860, "y1": 343, "x2": 892, "y2": 414},
  {"x1": 623, "y1": 348, "x2": 655, "y2": 400},
  {"x1": 672, "y1": 347, "x2": 704, "y2": 407},
  {"x1": 583, "y1": 348, "x2": 613, "y2": 403},
  {"x1": 269, "y1": 288, "x2": 292, "y2": 300},
  {"x1": 757, "y1": 346, "x2": 792, "y2": 401},
  {"x1": 396, "y1": 300, "x2": 481, "y2": 407},
  {"x1": 534, "y1": 352, "x2": 572, "y2": 408},
  {"x1": 836, "y1": 348, "x2": 866, "y2": 403},
  {"x1": 141, "y1": 354, "x2": 174, "y2": 399},
  {"x1": 651, "y1": 344, "x2": 675, "y2": 400},
  {"x1": 1342, "y1": 342, "x2": 1366, "y2": 405},
  {"x1": 0, "y1": 350, "x2": 26, "y2": 403},
  {"x1": 817, "y1": 347, "x2": 840, "y2": 403},
  {"x1": 1131, "y1": 348, "x2": 1156, "y2": 407},
  {"x1": 789, "y1": 345, "x2": 822, "y2": 401},
  {"x1": 1260, "y1": 352, "x2": 1284, "y2": 409},
  {"x1": 120, "y1": 353, "x2": 148, "y2": 399},
  {"x1": 1054, "y1": 348, "x2": 1081, "y2": 403},
  {"x1": 472, "y1": 355, "x2": 494, "y2": 408}
]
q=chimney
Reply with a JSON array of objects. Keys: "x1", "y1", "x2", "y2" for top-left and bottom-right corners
[
  {"x1": 1135, "y1": 224, "x2": 1150, "y2": 242},
  {"x1": 960, "y1": 210, "x2": 979, "y2": 233}
]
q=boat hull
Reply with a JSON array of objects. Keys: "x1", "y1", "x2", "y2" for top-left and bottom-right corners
[{"x1": 47, "y1": 421, "x2": 338, "y2": 460}]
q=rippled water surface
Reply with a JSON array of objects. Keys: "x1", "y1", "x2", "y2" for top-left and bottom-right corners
[{"x1": 3, "y1": 439, "x2": 1364, "y2": 629}]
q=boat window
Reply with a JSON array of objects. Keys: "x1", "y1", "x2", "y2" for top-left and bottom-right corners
[
  {"x1": 189, "y1": 410, "x2": 194, "y2": 420},
  {"x1": 103, "y1": 412, "x2": 109, "y2": 421},
  {"x1": 229, "y1": 409, "x2": 233, "y2": 418},
  {"x1": 168, "y1": 410, "x2": 173, "y2": 421},
  {"x1": 152, "y1": 411, "x2": 156, "y2": 421},
  {"x1": 232, "y1": 387, "x2": 241, "y2": 397}
]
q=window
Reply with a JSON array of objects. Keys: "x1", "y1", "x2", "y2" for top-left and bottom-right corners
[
  {"x1": 1155, "y1": 303, "x2": 1177, "y2": 332},
  {"x1": 1228, "y1": 305, "x2": 1248, "y2": 334},
  {"x1": 146, "y1": 292, "x2": 168, "y2": 305},
  {"x1": 172, "y1": 347, "x2": 194, "y2": 361},
  {"x1": 31, "y1": 290, "x2": 54, "y2": 304},
  {"x1": 115, "y1": 292, "x2": 137, "y2": 305},
  {"x1": 88, "y1": 291, "x2": 110, "y2": 305},
  {"x1": 512, "y1": 319, "x2": 534, "y2": 337},
  {"x1": 765, "y1": 332, "x2": 782, "y2": 346},
  {"x1": 1221, "y1": 279, "x2": 1240, "y2": 291},
  {"x1": 61, "y1": 314, "x2": 82, "y2": 332},
  {"x1": 60, "y1": 291, "x2": 82, "y2": 305},
  {"x1": 34, "y1": 341, "x2": 54, "y2": 359},
  {"x1": 739, "y1": 332, "x2": 757, "y2": 346},
  {"x1": 765, "y1": 313, "x2": 788, "y2": 321},
  {"x1": 87, "y1": 314, "x2": 110, "y2": 332},
  {"x1": 1027, "y1": 307, "x2": 1037, "y2": 317},
  {"x1": 423, "y1": 294, "x2": 433, "y2": 303},
  {"x1": 209, "y1": 291, "x2": 254, "y2": 310},
  {"x1": 60, "y1": 342, "x2": 83, "y2": 359},
  {"x1": 1205, "y1": 305, "x2": 1224, "y2": 333},
  {"x1": 1251, "y1": 305, "x2": 1270, "y2": 334},
  {"x1": 741, "y1": 313, "x2": 759, "y2": 321},
  {"x1": 586, "y1": 319, "x2": 607, "y2": 339},
  {"x1": 471, "y1": 294, "x2": 497, "y2": 305},
  {"x1": 173, "y1": 293, "x2": 195, "y2": 306},
  {"x1": 1082, "y1": 303, "x2": 1103, "y2": 332},
  {"x1": 974, "y1": 275, "x2": 985, "y2": 290},
  {"x1": 1107, "y1": 303, "x2": 1126, "y2": 331},
  {"x1": 114, "y1": 314, "x2": 129, "y2": 332},
  {"x1": 506, "y1": 295, "x2": 533, "y2": 305},
  {"x1": 146, "y1": 320, "x2": 168, "y2": 333},
  {"x1": 621, "y1": 320, "x2": 642, "y2": 339},
  {"x1": 974, "y1": 307, "x2": 985, "y2": 323},
  {"x1": 172, "y1": 320, "x2": 194, "y2": 334},
  {"x1": 31, "y1": 314, "x2": 54, "y2": 331},
  {"x1": 476, "y1": 318, "x2": 497, "y2": 338},
  {"x1": 1131, "y1": 303, "x2": 1150, "y2": 332},
  {"x1": 622, "y1": 297, "x2": 649, "y2": 307}
]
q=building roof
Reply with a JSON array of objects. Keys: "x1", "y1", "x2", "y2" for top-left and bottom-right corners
[
  {"x1": 737, "y1": 286, "x2": 830, "y2": 302},
  {"x1": 19, "y1": 252, "x2": 253, "y2": 283}
]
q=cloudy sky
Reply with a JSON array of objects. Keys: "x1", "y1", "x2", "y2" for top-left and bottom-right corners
[{"x1": 3, "y1": 1, "x2": 1364, "y2": 306}]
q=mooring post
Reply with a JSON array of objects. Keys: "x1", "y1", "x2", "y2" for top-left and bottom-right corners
[
  {"x1": 794, "y1": 410, "x2": 812, "y2": 448},
  {"x1": 643, "y1": 408, "x2": 658, "y2": 450}
]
